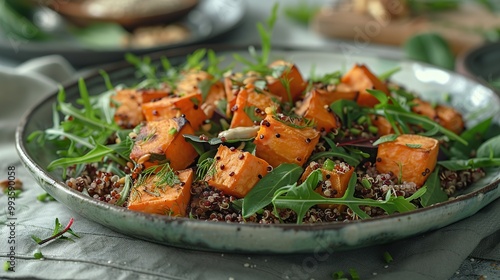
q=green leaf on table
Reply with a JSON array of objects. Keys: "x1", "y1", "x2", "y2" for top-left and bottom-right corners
[
  {"x1": 33, "y1": 250, "x2": 44, "y2": 260},
  {"x1": 242, "y1": 163, "x2": 303, "y2": 218},
  {"x1": 403, "y1": 32, "x2": 455, "y2": 70}
]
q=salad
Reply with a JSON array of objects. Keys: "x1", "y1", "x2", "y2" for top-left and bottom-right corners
[{"x1": 30, "y1": 8, "x2": 500, "y2": 225}]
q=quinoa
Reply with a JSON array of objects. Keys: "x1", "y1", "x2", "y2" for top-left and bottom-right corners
[{"x1": 63, "y1": 159, "x2": 486, "y2": 224}]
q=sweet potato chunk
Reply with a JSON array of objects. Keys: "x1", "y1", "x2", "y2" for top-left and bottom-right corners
[
  {"x1": 295, "y1": 89, "x2": 340, "y2": 132},
  {"x1": 314, "y1": 84, "x2": 359, "y2": 105},
  {"x1": 141, "y1": 93, "x2": 207, "y2": 130},
  {"x1": 370, "y1": 115, "x2": 394, "y2": 136},
  {"x1": 207, "y1": 145, "x2": 270, "y2": 198},
  {"x1": 376, "y1": 134, "x2": 439, "y2": 187},
  {"x1": 341, "y1": 64, "x2": 389, "y2": 107},
  {"x1": 300, "y1": 162, "x2": 354, "y2": 209},
  {"x1": 266, "y1": 60, "x2": 307, "y2": 102},
  {"x1": 129, "y1": 117, "x2": 198, "y2": 171},
  {"x1": 436, "y1": 105, "x2": 464, "y2": 135},
  {"x1": 112, "y1": 89, "x2": 169, "y2": 128},
  {"x1": 254, "y1": 115, "x2": 320, "y2": 167},
  {"x1": 410, "y1": 98, "x2": 464, "y2": 134},
  {"x1": 230, "y1": 84, "x2": 280, "y2": 128},
  {"x1": 411, "y1": 98, "x2": 437, "y2": 121},
  {"x1": 128, "y1": 168, "x2": 193, "y2": 216},
  {"x1": 176, "y1": 70, "x2": 225, "y2": 119}
]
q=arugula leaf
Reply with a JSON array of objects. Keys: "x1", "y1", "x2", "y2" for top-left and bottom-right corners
[
  {"x1": 438, "y1": 158, "x2": 500, "y2": 171},
  {"x1": 243, "y1": 163, "x2": 303, "y2": 218},
  {"x1": 47, "y1": 143, "x2": 115, "y2": 171},
  {"x1": 420, "y1": 167, "x2": 448, "y2": 206},
  {"x1": 272, "y1": 169, "x2": 324, "y2": 224},
  {"x1": 448, "y1": 117, "x2": 492, "y2": 159},
  {"x1": 370, "y1": 107, "x2": 467, "y2": 145},
  {"x1": 477, "y1": 135, "x2": 500, "y2": 159},
  {"x1": 272, "y1": 171, "x2": 426, "y2": 223},
  {"x1": 330, "y1": 99, "x2": 365, "y2": 128}
]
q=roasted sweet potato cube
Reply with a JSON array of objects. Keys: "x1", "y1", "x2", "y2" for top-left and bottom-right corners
[
  {"x1": 230, "y1": 84, "x2": 280, "y2": 128},
  {"x1": 266, "y1": 60, "x2": 307, "y2": 102},
  {"x1": 207, "y1": 145, "x2": 270, "y2": 198},
  {"x1": 141, "y1": 93, "x2": 207, "y2": 130},
  {"x1": 300, "y1": 163, "x2": 354, "y2": 209},
  {"x1": 315, "y1": 84, "x2": 359, "y2": 105},
  {"x1": 176, "y1": 70, "x2": 226, "y2": 119},
  {"x1": 112, "y1": 89, "x2": 170, "y2": 128},
  {"x1": 254, "y1": 115, "x2": 320, "y2": 167},
  {"x1": 410, "y1": 98, "x2": 464, "y2": 134},
  {"x1": 128, "y1": 168, "x2": 193, "y2": 216},
  {"x1": 129, "y1": 117, "x2": 198, "y2": 171},
  {"x1": 376, "y1": 134, "x2": 439, "y2": 187},
  {"x1": 411, "y1": 98, "x2": 437, "y2": 121},
  {"x1": 295, "y1": 89, "x2": 340, "y2": 133},
  {"x1": 341, "y1": 64, "x2": 389, "y2": 107},
  {"x1": 370, "y1": 115, "x2": 395, "y2": 136},
  {"x1": 436, "y1": 105, "x2": 464, "y2": 135}
]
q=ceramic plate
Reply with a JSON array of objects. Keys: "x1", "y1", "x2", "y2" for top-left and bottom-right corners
[
  {"x1": 16, "y1": 47, "x2": 500, "y2": 253},
  {"x1": 0, "y1": 0, "x2": 244, "y2": 67}
]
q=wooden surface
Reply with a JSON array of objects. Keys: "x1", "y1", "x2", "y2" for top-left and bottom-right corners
[{"x1": 312, "y1": 2, "x2": 500, "y2": 55}]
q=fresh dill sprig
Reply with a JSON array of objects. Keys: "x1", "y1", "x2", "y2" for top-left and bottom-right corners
[{"x1": 196, "y1": 157, "x2": 216, "y2": 180}]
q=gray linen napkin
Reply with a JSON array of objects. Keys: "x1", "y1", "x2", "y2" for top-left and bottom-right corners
[{"x1": 0, "y1": 56, "x2": 498, "y2": 280}]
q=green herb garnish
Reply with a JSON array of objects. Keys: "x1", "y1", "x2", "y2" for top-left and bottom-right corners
[
  {"x1": 31, "y1": 218, "x2": 79, "y2": 245},
  {"x1": 272, "y1": 170, "x2": 427, "y2": 224}
]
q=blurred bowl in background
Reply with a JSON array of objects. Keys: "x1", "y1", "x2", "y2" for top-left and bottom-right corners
[
  {"x1": 48, "y1": 0, "x2": 198, "y2": 29},
  {"x1": 457, "y1": 42, "x2": 500, "y2": 93}
]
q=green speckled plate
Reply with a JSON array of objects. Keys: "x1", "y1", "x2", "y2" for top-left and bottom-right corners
[{"x1": 16, "y1": 47, "x2": 500, "y2": 253}]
